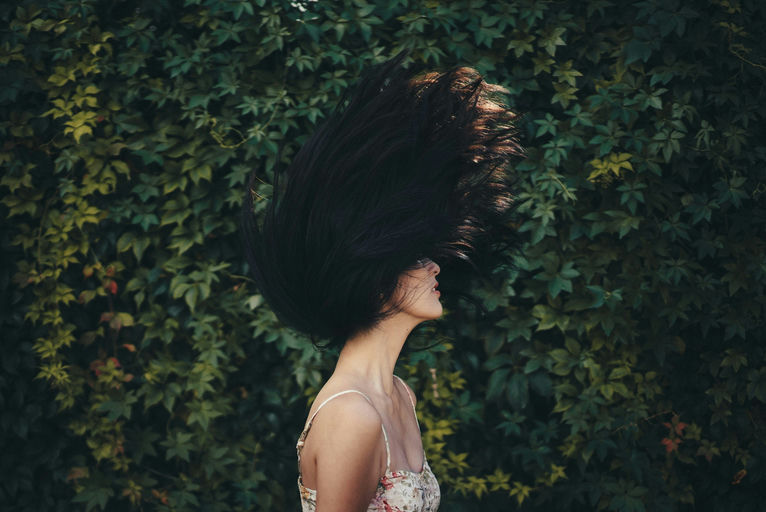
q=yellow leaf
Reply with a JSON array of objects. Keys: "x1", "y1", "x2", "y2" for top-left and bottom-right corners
[
  {"x1": 550, "y1": 463, "x2": 567, "y2": 483},
  {"x1": 111, "y1": 160, "x2": 130, "y2": 176},
  {"x1": 73, "y1": 125, "x2": 92, "y2": 144},
  {"x1": 509, "y1": 481, "x2": 533, "y2": 505}
]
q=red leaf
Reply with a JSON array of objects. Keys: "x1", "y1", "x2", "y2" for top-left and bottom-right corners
[
  {"x1": 89, "y1": 360, "x2": 104, "y2": 376},
  {"x1": 661, "y1": 437, "x2": 680, "y2": 453},
  {"x1": 731, "y1": 469, "x2": 747, "y2": 485},
  {"x1": 66, "y1": 467, "x2": 89, "y2": 482}
]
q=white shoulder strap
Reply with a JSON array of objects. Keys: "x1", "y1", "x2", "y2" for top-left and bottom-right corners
[{"x1": 394, "y1": 375, "x2": 420, "y2": 432}]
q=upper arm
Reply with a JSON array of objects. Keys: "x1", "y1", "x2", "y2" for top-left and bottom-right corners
[{"x1": 312, "y1": 395, "x2": 385, "y2": 512}]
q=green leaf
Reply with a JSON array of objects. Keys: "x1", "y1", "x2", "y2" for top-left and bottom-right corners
[
  {"x1": 609, "y1": 367, "x2": 631, "y2": 380},
  {"x1": 486, "y1": 368, "x2": 510, "y2": 401},
  {"x1": 162, "y1": 431, "x2": 194, "y2": 462},
  {"x1": 508, "y1": 373, "x2": 529, "y2": 410},
  {"x1": 72, "y1": 484, "x2": 114, "y2": 512},
  {"x1": 529, "y1": 372, "x2": 552, "y2": 397},
  {"x1": 624, "y1": 38, "x2": 652, "y2": 65},
  {"x1": 565, "y1": 338, "x2": 581, "y2": 356}
]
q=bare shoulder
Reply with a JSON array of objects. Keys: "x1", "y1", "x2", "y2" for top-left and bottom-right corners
[
  {"x1": 302, "y1": 391, "x2": 387, "y2": 509},
  {"x1": 310, "y1": 391, "x2": 383, "y2": 442}
]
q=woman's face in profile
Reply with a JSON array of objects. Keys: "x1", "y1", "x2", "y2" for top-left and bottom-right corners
[{"x1": 394, "y1": 258, "x2": 443, "y2": 321}]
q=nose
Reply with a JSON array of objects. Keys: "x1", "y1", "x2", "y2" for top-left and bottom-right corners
[{"x1": 417, "y1": 257, "x2": 440, "y2": 275}]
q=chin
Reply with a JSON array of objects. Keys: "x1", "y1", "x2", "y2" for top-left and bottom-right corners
[
  {"x1": 403, "y1": 288, "x2": 444, "y2": 320},
  {"x1": 411, "y1": 304, "x2": 442, "y2": 321},
  {"x1": 426, "y1": 302, "x2": 443, "y2": 320}
]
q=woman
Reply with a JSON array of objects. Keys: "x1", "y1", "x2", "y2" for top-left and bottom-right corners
[
  {"x1": 295, "y1": 256, "x2": 443, "y2": 511},
  {"x1": 241, "y1": 50, "x2": 521, "y2": 511}
]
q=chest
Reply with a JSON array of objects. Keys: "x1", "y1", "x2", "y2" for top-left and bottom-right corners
[{"x1": 381, "y1": 407, "x2": 426, "y2": 472}]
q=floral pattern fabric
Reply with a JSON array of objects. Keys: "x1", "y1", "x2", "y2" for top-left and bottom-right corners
[
  {"x1": 296, "y1": 379, "x2": 440, "y2": 512},
  {"x1": 297, "y1": 458, "x2": 440, "y2": 512}
]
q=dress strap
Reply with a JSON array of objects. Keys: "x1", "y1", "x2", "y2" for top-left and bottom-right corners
[
  {"x1": 296, "y1": 389, "x2": 391, "y2": 473},
  {"x1": 394, "y1": 375, "x2": 420, "y2": 432}
]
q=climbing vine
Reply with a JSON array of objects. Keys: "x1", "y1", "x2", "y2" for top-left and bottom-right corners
[{"x1": 1, "y1": 0, "x2": 764, "y2": 510}]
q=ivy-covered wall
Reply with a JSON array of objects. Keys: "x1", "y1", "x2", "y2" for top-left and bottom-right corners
[{"x1": 2, "y1": 0, "x2": 765, "y2": 510}]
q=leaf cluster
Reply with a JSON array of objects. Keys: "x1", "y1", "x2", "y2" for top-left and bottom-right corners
[{"x1": 2, "y1": 0, "x2": 765, "y2": 511}]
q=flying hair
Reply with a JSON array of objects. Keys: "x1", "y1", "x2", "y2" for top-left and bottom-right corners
[{"x1": 240, "y1": 50, "x2": 523, "y2": 348}]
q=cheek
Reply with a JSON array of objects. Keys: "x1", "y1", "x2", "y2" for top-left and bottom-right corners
[
  {"x1": 413, "y1": 279, "x2": 434, "y2": 300},
  {"x1": 394, "y1": 269, "x2": 441, "y2": 317},
  {"x1": 416, "y1": 282, "x2": 442, "y2": 313},
  {"x1": 397, "y1": 270, "x2": 428, "y2": 294}
]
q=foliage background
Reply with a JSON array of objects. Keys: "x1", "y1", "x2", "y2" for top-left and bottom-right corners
[{"x1": 2, "y1": 0, "x2": 765, "y2": 510}]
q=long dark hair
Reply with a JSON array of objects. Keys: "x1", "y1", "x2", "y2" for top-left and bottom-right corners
[{"x1": 240, "y1": 50, "x2": 523, "y2": 348}]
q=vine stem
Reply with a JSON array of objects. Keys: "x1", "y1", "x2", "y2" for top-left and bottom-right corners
[
  {"x1": 612, "y1": 409, "x2": 677, "y2": 433},
  {"x1": 34, "y1": 196, "x2": 54, "y2": 275},
  {"x1": 727, "y1": 31, "x2": 766, "y2": 71}
]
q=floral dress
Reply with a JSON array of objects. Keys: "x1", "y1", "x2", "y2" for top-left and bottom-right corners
[{"x1": 296, "y1": 377, "x2": 440, "y2": 511}]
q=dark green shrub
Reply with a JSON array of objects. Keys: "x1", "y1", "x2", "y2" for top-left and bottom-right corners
[{"x1": 2, "y1": 0, "x2": 764, "y2": 510}]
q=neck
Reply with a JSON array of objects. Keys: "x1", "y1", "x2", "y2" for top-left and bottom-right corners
[{"x1": 334, "y1": 313, "x2": 421, "y2": 397}]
